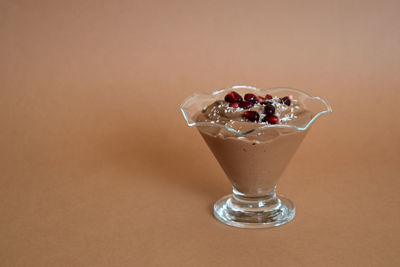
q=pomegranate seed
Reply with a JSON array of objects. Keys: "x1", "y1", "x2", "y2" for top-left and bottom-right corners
[
  {"x1": 224, "y1": 91, "x2": 243, "y2": 103},
  {"x1": 243, "y1": 111, "x2": 260, "y2": 122},
  {"x1": 257, "y1": 96, "x2": 265, "y2": 102},
  {"x1": 264, "y1": 103, "x2": 275, "y2": 116},
  {"x1": 265, "y1": 115, "x2": 279, "y2": 124},
  {"x1": 244, "y1": 93, "x2": 258, "y2": 103},
  {"x1": 265, "y1": 94, "x2": 272, "y2": 100},
  {"x1": 281, "y1": 96, "x2": 291, "y2": 106},
  {"x1": 239, "y1": 101, "x2": 254, "y2": 109},
  {"x1": 229, "y1": 102, "x2": 239, "y2": 108},
  {"x1": 261, "y1": 100, "x2": 272, "y2": 105}
]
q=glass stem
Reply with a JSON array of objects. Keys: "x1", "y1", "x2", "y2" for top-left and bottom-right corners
[{"x1": 231, "y1": 187, "x2": 279, "y2": 210}]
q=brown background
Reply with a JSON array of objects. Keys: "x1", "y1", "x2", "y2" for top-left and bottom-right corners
[{"x1": 1, "y1": 0, "x2": 400, "y2": 266}]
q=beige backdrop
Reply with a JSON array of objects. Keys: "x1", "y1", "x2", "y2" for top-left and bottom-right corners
[{"x1": 1, "y1": 0, "x2": 399, "y2": 266}]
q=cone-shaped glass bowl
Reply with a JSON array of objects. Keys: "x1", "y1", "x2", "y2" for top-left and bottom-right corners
[{"x1": 180, "y1": 85, "x2": 332, "y2": 228}]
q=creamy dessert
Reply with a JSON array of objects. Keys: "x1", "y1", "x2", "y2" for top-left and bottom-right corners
[
  {"x1": 196, "y1": 91, "x2": 312, "y2": 197},
  {"x1": 180, "y1": 85, "x2": 331, "y2": 228}
]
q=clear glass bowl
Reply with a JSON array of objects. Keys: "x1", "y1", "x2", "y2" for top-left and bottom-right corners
[{"x1": 180, "y1": 85, "x2": 332, "y2": 228}]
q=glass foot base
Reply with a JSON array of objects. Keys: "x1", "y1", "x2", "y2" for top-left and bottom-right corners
[{"x1": 213, "y1": 194, "x2": 295, "y2": 228}]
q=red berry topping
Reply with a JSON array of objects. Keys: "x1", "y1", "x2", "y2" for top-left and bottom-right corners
[
  {"x1": 244, "y1": 93, "x2": 258, "y2": 103},
  {"x1": 261, "y1": 100, "x2": 272, "y2": 105},
  {"x1": 264, "y1": 103, "x2": 275, "y2": 116},
  {"x1": 224, "y1": 91, "x2": 243, "y2": 103},
  {"x1": 239, "y1": 101, "x2": 254, "y2": 109},
  {"x1": 243, "y1": 111, "x2": 260, "y2": 122},
  {"x1": 265, "y1": 115, "x2": 279, "y2": 124},
  {"x1": 281, "y1": 96, "x2": 291, "y2": 106},
  {"x1": 229, "y1": 102, "x2": 239, "y2": 108},
  {"x1": 257, "y1": 96, "x2": 265, "y2": 102},
  {"x1": 265, "y1": 94, "x2": 273, "y2": 100}
]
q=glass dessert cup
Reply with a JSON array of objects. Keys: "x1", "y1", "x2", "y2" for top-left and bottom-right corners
[{"x1": 180, "y1": 85, "x2": 332, "y2": 228}]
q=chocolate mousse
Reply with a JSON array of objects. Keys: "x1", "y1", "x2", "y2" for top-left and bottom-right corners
[
  {"x1": 180, "y1": 85, "x2": 332, "y2": 228},
  {"x1": 196, "y1": 91, "x2": 312, "y2": 197}
]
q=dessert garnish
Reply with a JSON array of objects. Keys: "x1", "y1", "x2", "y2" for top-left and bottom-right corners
[
  {"x1": 220, "y1": 91, "x2": 296, "y2": 124},
  {"x1": 224, "y1": 91, "x2": 243, "y2": 103},
  {"x1": 243, "y1": 111, "x2": 260, "y2": 122},
  {"x1": 264, "y1": 103, "x2": 275, "y2": 116},
  {"x1": 280, "y1": 96, "x2": 291, "y2": 106},
  {"x1": 239, "y1": 101, "x2": 254, "y2": 109},
  {"x1": 263, "y1": 115, "x2": 279, "y2": 124},
  {"x1": 244, "y1": 93, "x2": 259, "y2": 103}
]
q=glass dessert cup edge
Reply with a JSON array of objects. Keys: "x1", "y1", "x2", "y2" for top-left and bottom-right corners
[
  {"x1": 180, "y1": 86, "x2": 332, "y2": 228},
  {"x1": 180, "y1": 86, "x2": 332, "y2": 135}
]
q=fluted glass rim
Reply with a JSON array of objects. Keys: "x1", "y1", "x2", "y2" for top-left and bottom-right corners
[{"x1": 180, "y1": 85, "x2": 332, "y2": 136}]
